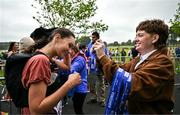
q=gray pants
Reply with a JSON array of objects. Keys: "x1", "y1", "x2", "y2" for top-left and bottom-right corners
[{"x1": 88, "y1": 72, "x2": 105, "y2": 103}]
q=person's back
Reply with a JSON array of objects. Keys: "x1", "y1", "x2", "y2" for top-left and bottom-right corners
[
  {"x1": 115, "y1": 48, "x2": 119, "y2": 56},
  {"x1": 175, "y1": 47, "x2": 180, "y2": 57},
  {"x1": 131, "y1": 47, "x2": 139, "y2": 59},
  {"x1": 121, "y1": 49, "x2": 126, "y2": 63},
  {"x1": 121, "y1": 50, "x2": 126, "y2": 56},
  {"x1": 4, "y1": 42, "x2": 19, "y2": 100},
  {"x1": 19, "y1": 37, "x2": 35, "y2": 54}
]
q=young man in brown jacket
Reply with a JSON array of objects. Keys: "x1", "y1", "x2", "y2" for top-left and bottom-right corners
[{"x1": 93, "y1": 19, "x2": 175, "y2": 114}]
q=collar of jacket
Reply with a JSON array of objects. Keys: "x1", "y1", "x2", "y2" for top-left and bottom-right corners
[{"x1": 134, "y1": 50, "x2": 161, "y2": 70}]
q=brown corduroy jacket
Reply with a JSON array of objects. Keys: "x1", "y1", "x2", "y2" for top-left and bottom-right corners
[{"x1": 99, "y1": 49, "x2": 175, "y2": 114}]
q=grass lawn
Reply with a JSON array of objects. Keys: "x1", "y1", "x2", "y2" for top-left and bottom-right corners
[
  {"x1": 0, "y1": 69, "x2": 5, "y2": 85},
  {"x1": 0, "y1": 69, "x2": 4, "y2": 77},
  {"x1": 175, "y1": 60, "x2": 180, "y2": 74}
]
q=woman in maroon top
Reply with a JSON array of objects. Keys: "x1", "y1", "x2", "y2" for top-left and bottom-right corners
[{"x1": 21, "y1": 28, "x2": 81, "y2": 114}]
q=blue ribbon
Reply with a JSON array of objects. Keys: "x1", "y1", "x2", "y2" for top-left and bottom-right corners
[{"x1": 105, "y1": 68, "x2": 131, "y2": 115}]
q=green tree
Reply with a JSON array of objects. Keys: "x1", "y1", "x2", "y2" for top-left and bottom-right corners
[
  {"x1": 126, "y1": 39, "x2": 132, "y2": 45},
  {"x1": 170, "y1": 2, "x2": 180, "y2": 37},
  {"x1": 32, "y1": 0, "x2": 108, "y2": 35},
  {"x1": 113, "y1": 41, "x2": 119, "y2": 46},
  {"x1": 76, "y1": 36, "x2": 91, "y2": 45}
]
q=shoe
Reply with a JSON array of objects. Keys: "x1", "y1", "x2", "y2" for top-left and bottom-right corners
[
  {"x1": 100, "y1": 103, "x2": 105, "y2": 107},
  {"x1": 98, "y1": 101, "x2": 105, "y2": 107},
  {"x1": 87, "y1": 99, "x2": 97, "y2": 104}
]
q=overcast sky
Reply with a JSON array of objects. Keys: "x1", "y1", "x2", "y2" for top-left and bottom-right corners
[{"x1": 0, "y1": 0, "x2": 179, "y2": 43}]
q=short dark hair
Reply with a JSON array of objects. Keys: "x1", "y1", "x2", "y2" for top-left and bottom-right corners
[
  {"x1": 92, "y1": 31, "x2": 100, "y2": 39},
  {"x1": 136, "y1": 19, "x2": 169, "y2": 49}
]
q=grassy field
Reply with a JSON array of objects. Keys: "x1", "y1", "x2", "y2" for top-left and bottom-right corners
[
  {"x1": 175, "y1": 59, "x2": 180, "y2": 73},
  {"x1": 0, "y1": 69, "x2": 3, "y2": 77},
  {"x1": 0, "y1": 70, "x2": 5, "y2": 85},
  {"x1": 108, "y1": 46, "x2": 180, "y2": 74},
  {"x1": 108, "y1": 46, "x2": 133, "y2": 53}
]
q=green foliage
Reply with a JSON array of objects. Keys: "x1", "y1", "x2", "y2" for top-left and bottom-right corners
[
  {"x1": 170, "y1": 2, "x2": 180, "y2": 37},
  {"x1": 108, "y1": 39, "x2": 134, "y2": 46},
  {"x1": 0, "y1": 70, "x2": 3, "y2": 77},
  {"x1": 113, "y1": 41, "x2": 119, "y2": 46},
  {"x1": 32, "y1": 0, "x2": 108, "y2": 36},
  {"x1": 76, "y1": 36, "x2": 91, "y2": 45}
]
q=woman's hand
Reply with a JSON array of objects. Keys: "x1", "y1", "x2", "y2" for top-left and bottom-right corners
[
  {"x1": 93, "y1": 39, "x2": 106, "y2": 59},
  {"x1": 63, "y1": 53, "x2": 71, "y2": 69},
  {"x1": 67, "y1": 72, "x2": 81, "y2": 88}
]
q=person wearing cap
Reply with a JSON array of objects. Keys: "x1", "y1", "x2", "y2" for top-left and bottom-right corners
[{"x1": 19, "y1": 37, "x2": 35, "y2": 54}]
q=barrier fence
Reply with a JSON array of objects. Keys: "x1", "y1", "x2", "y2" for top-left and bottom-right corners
[
  {"x1": 0, "y1": 56, "x2": 179, "y2": 78},
  {"x1": 110, "y1": 56, "x2": 180, "y2": 73}
]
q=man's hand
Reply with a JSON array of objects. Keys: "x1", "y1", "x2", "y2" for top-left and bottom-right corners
[{"x1": 93, "y1": 39, "x2": 106, "y2": 59}]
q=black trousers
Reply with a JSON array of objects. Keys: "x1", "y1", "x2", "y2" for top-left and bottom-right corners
[{"x1": 72, "y1": 92, "x2": 87, "y2": 114}]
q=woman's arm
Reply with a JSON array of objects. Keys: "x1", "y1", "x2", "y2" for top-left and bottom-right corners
[
  {"x1": 29, "y1": 73, "x2": 81, "y2": 114},
  {"x1": 52, "y1": 54, "x2": 71, "y2": 70}
]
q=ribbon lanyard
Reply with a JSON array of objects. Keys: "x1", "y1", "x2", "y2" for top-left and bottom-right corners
[{"x1": 105, "y1": 68, "x2": 132, "y2": 115}]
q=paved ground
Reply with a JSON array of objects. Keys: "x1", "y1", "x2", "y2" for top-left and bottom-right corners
[
  {"x1": 0, "y1": 85, "x2": 108, "y2": 114},
  {"x1": 62, "y1": 92, "x2": 106, "y2": 114},
  {"x1": 174, "y1": 75, "x2": 180, "y2": 114}
]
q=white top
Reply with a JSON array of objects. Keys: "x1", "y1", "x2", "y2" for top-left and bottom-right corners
[{"x1": 134, "y1": 49, "x2": 157, "y2": 69}]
